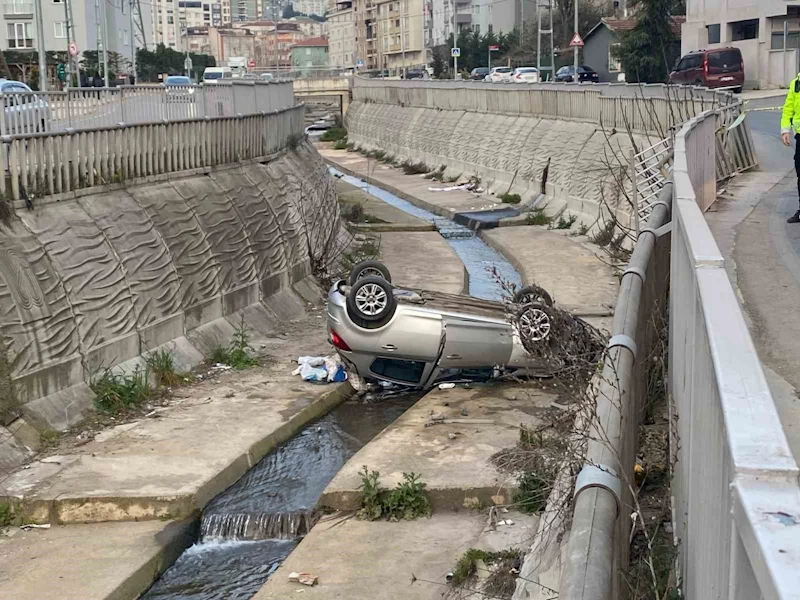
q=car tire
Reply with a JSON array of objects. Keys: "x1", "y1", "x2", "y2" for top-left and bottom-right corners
[
  {"x1": 733, "y1": 86, "x2": 743, "y2": 94},
  {"x1": 346, "y1": 276, "x2": 397, "y2": 328},
  {"x1": 348, "y1": 260, "x2": 392, "y2": 285},
  {"x1": 516, "y1": 302, "x2": 555, "y2": 352},
  {"x1": 514, "y1": 285, "x2": 553, "y2": 307}
]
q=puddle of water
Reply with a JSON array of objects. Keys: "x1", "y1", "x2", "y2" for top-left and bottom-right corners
[
  {"x1": 141, "y1": 395, "x2": 421, "y2": 600},
  {"x1": 330, "y1": 168, "x2": 522, "y2": 300}
]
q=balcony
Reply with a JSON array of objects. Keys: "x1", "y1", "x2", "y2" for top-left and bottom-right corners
[{"x1": 3, "y1": 2, "x2": 33, "y2": 17}]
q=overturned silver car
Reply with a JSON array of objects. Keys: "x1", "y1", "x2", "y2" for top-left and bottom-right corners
[{"x1": 327, "y1": 261, "x2": 602, "y2": 390}]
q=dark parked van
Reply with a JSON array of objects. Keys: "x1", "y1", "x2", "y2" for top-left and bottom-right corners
[{"x1": 669, "y1": 47, "x2": 744, "y2": 93}]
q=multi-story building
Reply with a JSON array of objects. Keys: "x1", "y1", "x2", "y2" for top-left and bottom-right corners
[
  {"x1": 374, "y1": 0, "x2": 424, "y2": 71},
  {"x1": 328, "y1": 1, "x2": 355, "y2": 68},
  {"x1": 1, "y1": 0, "x2": 147, "y2": 74},
  {"x1": 294, "y1": 0, "x2": 327, "y2": 15},
  {"x1": 152, "y1": 0, "x2": 182, "y2": 47},
  {"x1": 290, "y1": 35, "x2": 328, "y2": 73},
  {"x1": 682, "y1": 0, "x2": 800, "y2": 88},
  {"x1": 184, "y1": 25, "x2": 213, "y2": 52},
  {"x1": 428, "y1": 0, "x2": 523, "y2": 46}
]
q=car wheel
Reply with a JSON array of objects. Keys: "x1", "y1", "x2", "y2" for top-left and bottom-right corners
[
  {"x1": 513, "y1": 284, "x2": 553, "y2": 307},
  {"x1": 348, "y1": 260, "x2": 392, "y2": 285},
  {"x1": 346, "y1": 276, "x2": 397, "y2": 327},
  {"x1": 516, "y1": 302, "x2": 554, "y2": 351},
  {"x1": 733, "y1": 86, "x2": 743, "y2": 94}
]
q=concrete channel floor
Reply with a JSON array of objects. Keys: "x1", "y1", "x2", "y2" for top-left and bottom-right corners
[{"x1": 255, "y1": 509, "x2": 540, "y2": 600}]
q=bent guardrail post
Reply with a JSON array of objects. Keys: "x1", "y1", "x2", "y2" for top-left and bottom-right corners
[{"x1": 558, "y1": 182, "x2": 673, "y2": 600}]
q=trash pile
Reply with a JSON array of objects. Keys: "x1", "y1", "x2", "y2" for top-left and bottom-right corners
[{"x1": 292, "y1": 356, "x2": 348, "y2": 383}]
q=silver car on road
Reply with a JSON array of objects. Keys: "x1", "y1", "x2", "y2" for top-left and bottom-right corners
[{"x1": 327, "y1": 261, "x2": 594, "y2": 390}]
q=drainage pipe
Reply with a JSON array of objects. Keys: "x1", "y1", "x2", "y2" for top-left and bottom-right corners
[{"x1": 558, "y1": 182, "x2": 673, "y2": 599}]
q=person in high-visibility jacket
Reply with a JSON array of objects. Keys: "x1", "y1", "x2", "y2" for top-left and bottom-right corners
[{"x1": 782, "y1": 77, "x2": 800, "y2": 222}]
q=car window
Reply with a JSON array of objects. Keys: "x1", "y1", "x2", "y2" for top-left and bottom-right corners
[
  {"x1": 166, "y1": 76, "x2": 190, "y2": 85},
  {"x1": 495, "y1": 67, "x2": 512, "y2": 73},
  {"x1": 580, "y1": 66, "x2": 595, "y2": 73},
  {"x1": 370, "y1": 357, "x2": 426, "y2": 383},
  {"x1": 517, "y1": 68, "x2": 537, "y2": 73},
  {"x1": 708, "y1": 50, "x2": 740, "y2": 68},
  {"x1": 204, "y1": 72, "x2": 221, "y2": 79},
  {"x1": 683, "y1": 55, "x2": 702, "y2": 69}
]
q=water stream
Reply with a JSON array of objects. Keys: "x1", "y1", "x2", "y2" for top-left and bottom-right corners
[
  {"x1": 141, "y1": 396, "x2": 420, "y2": 600},
  {"x1": 330, "y1": 167, "x2": 522, "y2": 300}
]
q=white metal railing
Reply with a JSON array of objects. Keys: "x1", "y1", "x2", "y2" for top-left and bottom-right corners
[
  {"x1": 0, "y1": 80, "x2": 295, "y2": 137},
  {"x1": 2, "y1": 104, "x2": 305, "y2": 201},
  {"x1": 632, "y1": 137, "x2": 673, "y2": 224},
  {"x1": 671, "y1": 112, "x2": 800, "y2": 599}
]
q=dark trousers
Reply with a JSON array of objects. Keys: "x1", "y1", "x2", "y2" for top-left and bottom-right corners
[{"x1": 795, "y1": 134, "x2": 800, "y2": 202}]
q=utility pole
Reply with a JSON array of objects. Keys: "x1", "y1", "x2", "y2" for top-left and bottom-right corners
[
  {"x1": 400, "y1": 3, "x2": 406, "y2": 78},
  {"x1": 536, "y1": 0, "x2": 554, "y2": 81},
  {"x1": 101, "y1": 0, "x2": 110, "y2": 86},
  {"x1": 129, "y1": 0, "x2": 136, "y2": 82},
  {"x1": 34, "y1": 0, "x2": 47, "y2": 91},
  {"x1": 573, "y1": 0, "x2": 578, "y2": 82},
  {"x1": 65, "y1": 0, "x2": 78, "y2": 85}
]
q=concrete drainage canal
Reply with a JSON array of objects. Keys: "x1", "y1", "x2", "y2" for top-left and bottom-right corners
[
  {"x1": 141, "y1": 396, "x2": 420, "y2": 599},
  {"x1": 330, "y1": 168, "x2": 522, "y2": 300},
  {"x1": 142, "y1": 173, "x2": 523, "y2": 599}
]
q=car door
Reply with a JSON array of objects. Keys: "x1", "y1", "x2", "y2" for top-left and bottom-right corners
[
  {"x1": 685, "y1": 55, "x2": 703, "y2": 85},
  {"x1": 437, "y1": 315, "x2": 513, "y2": 369},
  {"x1": 669, "y1": 58, "x2": 685, "y2": 84}
]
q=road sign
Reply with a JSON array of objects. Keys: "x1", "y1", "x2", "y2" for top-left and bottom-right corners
[
  {"x1": 68, "y1": 41, "x2": 78, "y2": 57},
  {"x1": 489, "y1": 45, "x2": 499, "y2": 51},
  {"x1": 184, "y1": 55, "x2": 193, "y2": 72},
  {"x1": 356, "y1": 59, "x2": 364, "y2": 67},
  {"x1": 248, "y1": 59, "x2": 256, "y2": 68},
  {"x1": 569, "y1": 32, "x2": 584, "y2": 47},
  {"x1": 451, "y1": 47, "x2": 461, "y2": 58}
]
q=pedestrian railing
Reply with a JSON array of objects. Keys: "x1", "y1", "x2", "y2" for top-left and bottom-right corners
[
  {"x1": 669, "y1": 111, "x2": 800, "y2": 599},
  {"x1": 1, "y1": 103, "x2": 305, "y2": 201},
  {"x1": 0, "y1": 80, "x2": 295, "y2": 136}
]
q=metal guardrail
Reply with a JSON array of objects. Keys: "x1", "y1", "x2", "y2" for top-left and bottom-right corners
[
  {"x1": 1, "y1": 103, "x2": 305, "y2": 201},
  {"x1": 670, "y1": 112, "x2": 800, "y2": 599},
  {"x1": 0, "y1": 80, "x2": 295, "y2": 136}
]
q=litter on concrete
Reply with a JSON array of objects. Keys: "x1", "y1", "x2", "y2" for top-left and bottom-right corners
[
  {"x1": 20, "y1": 524, "x2": 50, "y2": 530},
  {"x1": 288, "y1": 572, "x2": 318, "y2": 586},
  {"x1": 293, "y1": 356, "x2": 347, "y2": 383},
  {"x1": 438, "y1": 383, "x2": 456, "y2": 390}
]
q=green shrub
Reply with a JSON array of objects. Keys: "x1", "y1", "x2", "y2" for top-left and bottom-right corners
[
  {"x1": 356, "y1": 466, "x2": 384, "y2": 521},
  {"x1": 401, "y1": 160, "x2": 428, "y2": 175},
  {"x1": 514, "y1": 471, "x2": 551, "y2": 513},
  {"x1": 146, "y1": 349, "x2": 185, "y2": 387},
  {"x1": 90, "y1": 367, "x2": 152, "y2": 414},
  {"x1": 356, "y1": 468, "x2": 431, "y2": 522},
  {"x1": 320, "y1": 127, "x2": 347, "y2": 142},
  {"x1": 551, "y1": 213, "x2": 577, "y2": 230},
  {"x1": 205, "y1": 317, "x2": 259, "y2": 370},
  {"x1": 0, "y1": 502, "x2": 12, "y2": 528},
  {"x1": 450, "y1": 548, "x2": 522, "y2": 587},
  {"x1": 500, "y1": 193, "x2": 521, "y2": 204},
  {"x1": 526, "y1": 207, "x2": 551, "y2": 226},
  {"x1": 333, "y1": 138, "x2": 348, "y2": 150}
]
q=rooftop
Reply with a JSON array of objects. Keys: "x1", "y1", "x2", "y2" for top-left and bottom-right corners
[
  {"x1": 595, "y1": 15, "x2": 685, "y2": 37},
  {"x1": 291, "y1": 36, "x2": 329, "y2": 47}
]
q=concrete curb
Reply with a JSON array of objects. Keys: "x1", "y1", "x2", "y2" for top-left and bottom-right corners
[
  {"x1": 351, "y1": 222, "x2": 437, "y2": 232},
  {"x1": 13, "y1": 382, "x2": 355, "y2": 525}
]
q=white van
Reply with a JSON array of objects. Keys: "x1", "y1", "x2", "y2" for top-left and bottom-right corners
[{"x1": 203, "y1": 67, "x2": 233, "y2": 83}]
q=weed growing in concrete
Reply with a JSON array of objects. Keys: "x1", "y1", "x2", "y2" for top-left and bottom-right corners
[
  {"x1": 346, "y1": 142, "x2": 356, "y2": 152},
  {"x1": 384, "y1": 472, "x2": 431, "y2": 521},
  {"x1": 552, "y1": 213, "x2": 578, "y2": 230},
  {"x1": 39, "y1": 428, "x2": 60, "y2": 449},
  {"x1": 205, "y1": 317, "x2": 259, "y2": 370},
  {"x1": 146, "y1": 349, "x2": 186, "y2": 387},
  {"x1": 356, "y1": 467, "x2": 431, "y2": 522},
  {"x1": 443, "y1": 173, "x2": 461, "y2": 183},
  {"x1": 285, "y1": 133, "x2": 304, "y2": 151},
  {"x1": 525, "y1": 207, "x2": 551, "y2": 226},
  {"x1": 340, "y1": 235, "x2": 381, "y2": 275},
  {"x1": 0, "y1": 502, "x2": 14, "y2": 530},
  {"x1": 0, "y1": 192, "x2": 12, "y2": 226},
  {"x1": 356, "y1": 465, "x2": 384, "y2": 520},
  {"x1": 500, "y1": 193, "x2": 521, "y2": 204},
  {"x1": 400, "y1": 160, "x2": 428, "y2": 175},
  {"x1": 333, "y1": 138, "x2": 348, "y2": 150},
  {"x1": 571, "y1": 222, "x2": 590, "y2": 237},
  {"x1": 90, "y1": 367, "x2": 152, "y2": 414},
  {"x1": 425, "y1": 165, "x2": 446, "y2": 181},
  {"x1": 515, "y1": 472, "x2": 551, "y2": 514},
  {"x1": 449, "y1": 548, "x2": 522, "y2": 592},
  {"x1": 320, "y1": 127, "x2": 347, "y2": 142},
  {"x1": 591, "y1": 219, "x2": 616, "y2": 247}
]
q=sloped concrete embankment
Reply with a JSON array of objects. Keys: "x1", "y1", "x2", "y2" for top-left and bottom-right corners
[
  {"x1": 0, "y1": 142, "x2": 340, "y2": 470},
  {"x1": 344, "y1": 100, "x2": 655, "y2": 228}
]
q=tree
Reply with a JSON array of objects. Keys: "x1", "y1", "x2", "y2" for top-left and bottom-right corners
[
  {"x1": 616, "y1": 0, "x2": 681, "y2": 82},
  {"x1": 136, "y1": 44, "x2": 215, "y2": 82},
  {"x1": 430, "y1": 45, "x2": 447, "y2": 78}
]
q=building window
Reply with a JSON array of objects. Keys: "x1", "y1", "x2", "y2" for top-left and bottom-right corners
[
  {"x1": 608, "y1": 42, "x2": 621, "y2": 72},
  {"x1": 53, "y1": 0, "x2": 63, "y2": 3},
  {"x1": 7, "y1": 22, "x2": 33, "y2": 48},
  {"x1": 488, "y1": 4, "x2": 491, "y2": 12},
  {"x1": 706, "y1": 23, "x2": 720, "y2": 44},
  {"x1": 168, "y1": 15, "x2": 174, "y2": 22},
  {"x1": 472, "y1": 23, "x2": 479, "y2": 33},
  {"x1": 772, "y1": 31, "x2": 800, "y2": 50},
  {"x1": 54, "y1": 21, "x2": 66, "y2": 38},
  {"x1": 730, "y1": 19, "x2": 758, "y2": 41},
  {"x1": 488, "y1": 23, "x2": 492, "y2": 33},
  {"x1": 472, "y1": 4, "x2": 479, "y2": 13}
]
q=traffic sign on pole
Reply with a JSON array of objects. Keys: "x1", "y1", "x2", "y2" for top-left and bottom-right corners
[
  {"x1": 451, "y1": 47, "x2": 460, "y2": 57},
  {"x1": 569, "y1": 32, "x2": 584, "y2": 47},
  {"x1": 68, "y1": 41, "x2": 78, "y2": 56},
  {"x1": 248, "y1": 59, "x2": 256, "y2": 68}
]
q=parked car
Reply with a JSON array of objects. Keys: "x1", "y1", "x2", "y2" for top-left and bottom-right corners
[
  {"x1": 668, "y1": 47, "x2": 744, "y2": 93},
  {"x1": 485, "y1": 66, "x2": 513, "y2": 83},
  {"x1": 203, "y1": 66, "x2": 233, "y2": 83},
  {"x1": 470, "y1": 67, "x2": 491, "y2": 81},
  {"x1": 404, "y1": 69, "x2": 425, "y2": 79},
  {"x1": 164, "y1": 75, "x2": 195, "y2": 102},
  {"x1": 327, "y1": 261, "x2": 602, "y2": 390},
  {"x1": 555, "y1": 65, "x2": 599, "y2": 83},
  {"x1": 512, "y1": 67, "x2": 540, "y2": 83},
  {"x1": 0, "y1": 79, "x2": 49, "y2": 135},
  {"x1": 260, "y1": 73, "x2": 274, "y2": 81}
]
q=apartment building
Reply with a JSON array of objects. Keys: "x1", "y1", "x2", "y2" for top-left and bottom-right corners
[
  {"x1": 428, "y1": 0, "x2": 521, "y2": 45},
  {"x1": 288, "y1": 15, "x2": 327, "y2": 36},
  {"x1": 294, "y1": 0, "x2": 327, "y2": 15},
  {"x1": 374, "y1": 0, "x2": 424, "y2": 70},
  {"x1": 682, "y1": 0, "x2": 800, "y2": 88},
  {"x1": 1, "y1": 0, "x2": 145, "y2": 61},
  {"x1": 328, "y1": 1, "x2": 356, "y2": 68}
]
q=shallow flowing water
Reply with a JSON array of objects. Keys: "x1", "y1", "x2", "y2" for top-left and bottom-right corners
[{"x1": 330, "y1": 167, "x2": 522, "y2": 300}]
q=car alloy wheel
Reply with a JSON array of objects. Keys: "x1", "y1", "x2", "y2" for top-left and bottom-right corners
[
  {"x1": 357, "y1": 266, "x2": 386, "y2": 280},
  {"x1": 354, "y1": 282, "x2": 388, "y2": 316},
  {"x1": 519, "y1": 305, "x2": 552, "y2": 342}
]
